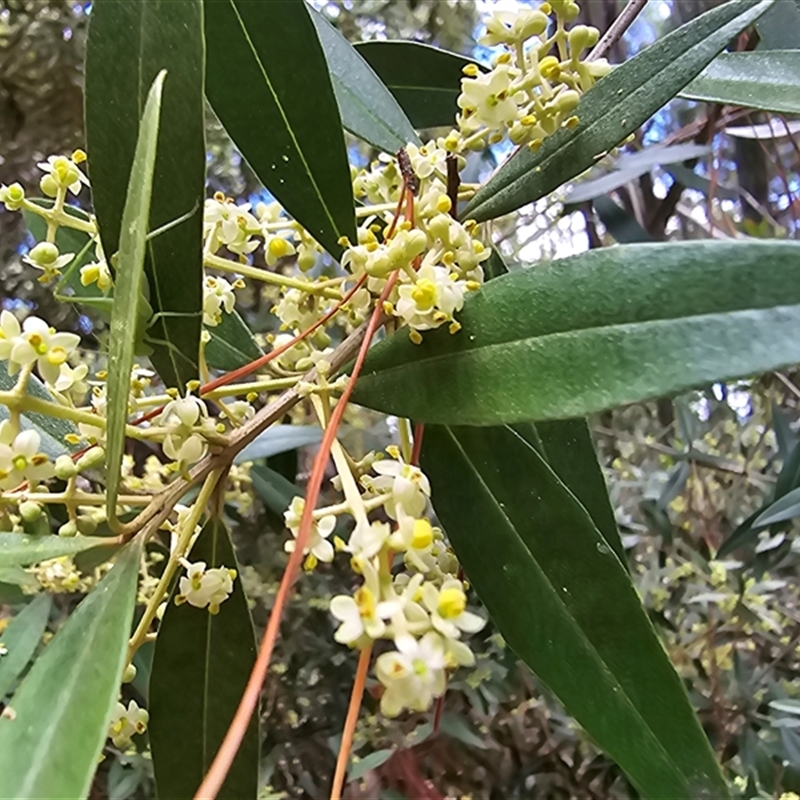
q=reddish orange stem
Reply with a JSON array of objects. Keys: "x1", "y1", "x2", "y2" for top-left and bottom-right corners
[
  {"x1": 411, "y1": 422, "x2": 425, "y2": 466},
  {"x1": 329, "y1": 644, "x2": 373, "y2": 800}
]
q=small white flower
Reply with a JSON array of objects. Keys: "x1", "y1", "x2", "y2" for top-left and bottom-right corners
[
  {"x1": 175, "y1": 559, "x2": 237, "y2": 614},
  {"x1": 203, "y1": 196, "x2": 260, "y2": 256},
  {"x1": 108, "y1": 700, "x2": 149, "y2": 749},
  {"x1": 478, "y1": 9, "x2": 548, "y2": 47},
  {"x1": 79, "y1": 240, "x2": 112, "y2": 292},
  {"x1": 375, "y1": 632, "x2": 447, "y2": 717},
  {"x1": 347, "y1": 518, "x2": 391, "y2": 559},
  {"x1": 421, "y1": 578, "x2": 484, "y2": 640},
  {"x1": 23, "y1": 242, "x2": 75, "y2": 281},
  {"x1": 370, "y1": 458, "x2": 431, "y2": 520},
  {"x1": 458, "y1": 66, "x2": 518, "y2": 132},
  {"x1": 283, "y1": 497, "x2": 335, "y2": 563},
  {"x1": 330, "y1": 560, "x2": 398, "y2": 646},
  {"x1": 53, "y1": 362, "x2": 89, "y2": 403},
  {"x1": 203, "y1": 275, "x2": 239, "y2": 326},
  {"x1": 0, "y1": 424, "x2": 55, "y2": 490},
  {"x1": 0, "y1": 311, "x2": 80, "y2": 385},
  {"x1": 395, "y1": 262, "x2": 469, "y2": 332},
  {"x1": 160, "y1": 395, "x2": 213, "y2": 468},
  {"x1": 263, "y1": 234, "x2": 297, "y2": 267}
]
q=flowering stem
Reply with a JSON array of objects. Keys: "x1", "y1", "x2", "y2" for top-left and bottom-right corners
[
  {"x1": 204, "y1": 253, "x2": 343, "y2": 300},
  {"x1": 126, "y1": 468, "x2": 223, "y2": 663},
  {"x1": 0, "y1": 490, "x2": 153, "y2": 507},
  {"x1": 193, "y1": 270, "x2": 399, "y2": 800},
  {"x1": 22, "y1": 198, "x2": 95, "y2": 236},
  {"x1": 329, "y1": 644, "x2": 373, "y2": 800}
]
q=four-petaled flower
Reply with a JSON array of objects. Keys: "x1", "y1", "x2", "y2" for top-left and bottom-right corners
[{"x1": 175, "y1": 559, "x2": 237, "y2": 614}]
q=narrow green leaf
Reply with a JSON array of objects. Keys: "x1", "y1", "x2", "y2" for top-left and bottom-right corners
[
  {"x1": 234, "y1": 424, "x2": 322, "y2": 465},
  {"x1": 422, "y1": 425, "x2": 728, "y2": 799},
  {"x1": 537, "y1": 418, "x2": 625, "y2": 565},
  {"x1": 149, "y1": 517, "x2": 258, "y2": 800},
  {"x1": 105, "y1": 71, "x2": 166, "y2": 520},
  {"x1": 0, "y1": 540, "x2": 142, "y2": 799},
  {"x1": 205, "y1": 310, "x2": 263, "y2": 371},
  {"x1": 0, "y1": 594, "x2": 51, "y2": 700},
  {"x1": 0, "y1": 533, "x2": 115, "y2": 569},
  {"x1": 463, "y1": 0, "x2": 775, "y2": 223},
  {"x1": 754, "y1": 486, "x2": 800, "y2": 527},
  {"x1": 85, "y1": 0, "x2": 205, "y2": 389},
  {"x1": 0, "y1": 363, "x2": 78, "y2": 459},
  {"x1": 353, "y1": 41, "x2": 477, "y2": 130},
  {"x1": 681, "y1": 51, "x2": 800, "y2": 114},
  {"x1": 310, "y1": 9, "x2": 419, "y2": 153},
  {"x1": 353, "y1": 241, "x2": 800, "y2": 425},
  {"x1": 204, "y1": 0, "x2": 356, "y2": 257},
  {"x1": 772, "y1": 401, "x2": 797, "y2": 463}
]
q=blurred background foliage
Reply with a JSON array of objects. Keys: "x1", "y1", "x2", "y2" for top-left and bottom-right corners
[{"x1": 1, "y1": 1, "x2": 800, "y2": 798}]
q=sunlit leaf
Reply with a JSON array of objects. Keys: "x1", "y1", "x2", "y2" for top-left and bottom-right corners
[
  {"x1": 0, "y1": 533, "x2": 116, "y2": 569},
  {"x1": 0, "y1": 594, "x2": 52, "y2": 700}
]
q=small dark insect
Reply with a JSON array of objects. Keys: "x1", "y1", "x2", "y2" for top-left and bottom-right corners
[{"x1": 396, "y1": 147, "x2": 420, "y2": 196}]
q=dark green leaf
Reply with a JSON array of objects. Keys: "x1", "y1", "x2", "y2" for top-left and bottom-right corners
[
  {"x1": 0, "y1": 533, "x2": 116, "y2": 569},
  {"x1": 234, "y1": 424, "x2": 322, "y2": 465},
  {"x1": 204, "y1": 0, "x2": 355, "y2": 257},
  {"x1": 250, "y1": 463, "x2": 302, "y2": 517},
  {"x1": 592, "y1": 195, "x2": 652, "y2": 243},
  {"x1": 463, "y1": 0, "x2": 775, "y2": 222},
  {"x1": 310, "y1": 9, "x2": 419, "y2": 153},
  {"x1": 353, "y1": 41, "x2": 477, "y2": 130},
  {"x1": 149, "y1": 517, "x2": 258, "y2": 800},
  {"x1": 757, "y1": 0, "x2": 800, "y2": 49},
  {"x1": 664, "y1": 164, "x2": 740, "y2": 201},
  {"x1": 348, "y1": 748, "x2": 393, "y2": 781},
  {"x1": 422, "y1": 424, "x2": 728, "y2": 799},
  {"x1": 537, "y1": 418, "x2": 625, "y2": 564},
  {"x1": 104, "y1": 71, "x2": 166, "y2": 519},
  {"x1": 85, "y1": 0, "x2": 205, "y2": 389},
  {"x1": 681, "y1": 51, "x2": 800, "y2": 114},
  {"x1": 0, "y1": 594, "x2": 51, "y2": 700},
  {"x1": 205, "y1": 310, "x2": 263, "y2": 371},
  {"x1": 0, "y1": 540, "x2": 142, "y2": 799},
  {"x1": 353, "y1": 241, "x2": 800, "y2": 425},
  {"x1": 0, "y1": 363, "x2": 79, "y2": 459},
  {"x1": 775, "y1": 440, "x2": 800, "y2": 499}
]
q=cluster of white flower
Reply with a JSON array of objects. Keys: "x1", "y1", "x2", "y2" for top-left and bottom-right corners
[
  {"x1": 175, "y1": 558, "x2": 237, "y2": 615},
  {"x1": 347, "y1": 142, "x2": 488, "y2": 341},
  {"x1": 285, "y1": 448, "x2": 484, "y2": 718},
  {"x1": 445, "y1": 1, "x2": 612, "y2": 152},
  {"x1": 0, "y1": 423, "x2": 53, "y2": 491}
]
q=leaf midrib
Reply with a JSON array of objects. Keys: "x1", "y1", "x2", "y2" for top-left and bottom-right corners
[{"x1": 443, "y1": 425, "x2": 688, "y2": 790}]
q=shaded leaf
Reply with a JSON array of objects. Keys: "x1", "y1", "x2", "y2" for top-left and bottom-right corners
[
  {"x1": 757, "y1": 0, "x2": 800, "y2": 49},
  {"x1": 348, "y1": 748, "x2": 394, "y2": 781},
  {"x1": 205, "y1": 310, "x2": 263, "y2": 371},
  {"x1": 104, "y1": 71, "x2": 166, "y2": 519},
  {"x1": 0, "y1": 540, "x2": 142, "y2": 799},
  {"x1": 204, "y1": 0, "x2": 355, "y2": 257},
  {"x1": 250, "y1": 463, "x2": 302, "y2": 517},
  {"x1": 773, "y1": 401, "x2": 797, "y2": 462},
  {"x1": 85, "y1": 0, "x2": 205, "y2": 389},
  {"x1": 310, "y1": 9, "x2": 419, "y2": 152},
  {"x1": 592, "y1": 195, "x2": 652, "y2": 243},
  {"x1": 353, "y1": 41, "x2": 477, "y2": 130},
  {"x1": 422, "y1": 425, "x2": 728, "y2": 799},
  {"x1": 0, "y1": 362, "x2": 78, "y2": 459},
  {"x1": 0, "y1": 533, "x2": 116, "y2": 569},
  {"x1": 0, "y1": 594, "x2": 51, "y2": 700},
  {"x1": 234, "y1": 424, "x2": 322, "y2": 465},
  {"x1": 353, "y1": 241, "x2": 800, "y2": 425},
  {"x1": 463, "y1": 0, "x2": 775, "y2": 222},
  {"x1": 681, "y1": 51, "x2": 800, "y2": 114},
  {"x1": 149, "y1": 517, "x2": 258, "y2": 800}
]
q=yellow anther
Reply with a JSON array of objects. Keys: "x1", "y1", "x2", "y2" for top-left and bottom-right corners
[
  {"x1": 438, "y1": 586, "x2": 467, "y2": 619},
  {"x1": 462, "y1": 63, "x2": 480, "y2": 77},
  {"x1": 303, "y1": 553, "x2": 318, "y2": 572},
  {"x1": 355, "y1": 586, "x2": 376, "y2": 618},
  {"x1": 564, "y1": 115, "x2": 580, "y2": 129},
  {"x1": 71, "y1": 148, "x2": 87, "y2": 164},
  {"x1": 386, "y1": 444, "x2": 401, "y2": 459},
  {"x1": 529, "y1": 139, "x2": 544, "y2": 152},
  {"x1": 409, "y1": 329, "x2": 423, "y2": 345},
  {"x1": 436, "y1": 194, "x2": 452, "y2": 214},
  {"x1": 337, "y1": 235, "x2": 352, "y2": 248},
  {"x1": 411, "y1": 518, "x2": 434, "y2": 549}
]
